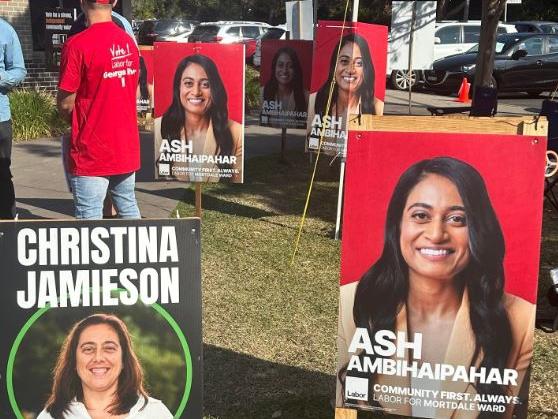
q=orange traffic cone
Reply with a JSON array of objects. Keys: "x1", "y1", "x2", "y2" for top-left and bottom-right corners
[{"x1": 455, "y1": 77, "x2": 471, "y2": 103}]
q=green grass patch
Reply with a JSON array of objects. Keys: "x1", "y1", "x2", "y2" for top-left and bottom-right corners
[
  {"x1": 174, "y1": 152, "x2": 558, "y2": 418},
  {"x1": 9, "y1": 89, "x2": 68, "y2": 141}
]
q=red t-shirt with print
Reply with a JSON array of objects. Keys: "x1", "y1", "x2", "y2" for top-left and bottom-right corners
[{"x1": 59, "y1": 21, "x2": 140, "y2": 176}]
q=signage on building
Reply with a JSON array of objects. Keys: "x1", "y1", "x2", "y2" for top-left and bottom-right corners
[{"x1": 44, "y1": 8, "x2": 75, "y2": 71}]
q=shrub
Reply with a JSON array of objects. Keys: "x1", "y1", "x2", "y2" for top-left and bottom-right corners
[
  {"x1": 244, "y1": 65, "x2": 261, "y2": 112},
  {"x1": 9, "y1": 89, "x2": 68, "y2": 141}
]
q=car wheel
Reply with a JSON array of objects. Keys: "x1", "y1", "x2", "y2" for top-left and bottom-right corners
[
  {"x1": 527, "y1": 90, "x2": 544, "y2": 98},
  {"x1": 390, "y1": 70, "x2": 418, "y2": 91}
]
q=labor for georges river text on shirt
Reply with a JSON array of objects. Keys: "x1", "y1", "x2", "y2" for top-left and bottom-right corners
[{"x1": 59, "y1": 21, "x2": 140, "y2": 176}]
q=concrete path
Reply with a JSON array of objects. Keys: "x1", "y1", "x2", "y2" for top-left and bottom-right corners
[{"x1": 11, "y1": 90, "x2": 541, "y2": 220}]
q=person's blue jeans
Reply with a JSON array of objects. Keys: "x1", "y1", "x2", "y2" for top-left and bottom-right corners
[{"x1": 70, "y1": 173, "x2": 140, "y2": 219}]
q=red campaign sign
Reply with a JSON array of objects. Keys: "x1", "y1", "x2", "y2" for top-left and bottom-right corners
[
  {"x1": 310, "y1": 21, "x2": 388, "y2": 101},
  {"x1": 259, "y1": 40, "x2": 313, "y2": 129},
  {"x1": 153, "y1": 42, "x2": 245, "y2": 123},
  {"x1": 139, "y1": 46, "x2": 154, "y2": 84},
  {"x1": 306, "y1": 21, "x2": 388, "y2": 156},
  {"x1": 337, "y1": 129, "x2": 545, "y2": 418},
  {"x1": 260, "y1": 40, "x2": 313, "y2": 89},
  {"x1": 341, "y1": 131, "x2": 546, "y2": 303}
]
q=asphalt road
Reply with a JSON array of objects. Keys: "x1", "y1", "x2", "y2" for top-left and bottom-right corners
[{"x1": 384, "y1": 87, "x2": 550, "y2": 116}]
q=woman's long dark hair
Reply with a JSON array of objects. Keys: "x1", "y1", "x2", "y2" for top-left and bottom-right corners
[
  {"x1": 44, "y1": 314, "x2": 148, "y2": 419},
  {"x1": 349, "y1": 157, "x2": 512, "y2": 415},
  {"x1": 314, "y1": 33, "x2": 376, "y2": 117},
  {"x1": 161, "y1": 54, "x2": 234, "y2": 163},
  {"x1": 263, "y1": 47, "x2": 307, "y2": 113}
]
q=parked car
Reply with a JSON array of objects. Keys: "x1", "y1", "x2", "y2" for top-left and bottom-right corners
[
  {"x1": 389, "y1": 20, "x2": 517, "y2": 90},
  {"x1": 137, "y1": 19, "x2": 197, "y2": 45},
  {"x1": 252, "y1": 26, "x2": 286, "y2": 67},
  {"x1": 423, "y1": 33, "x2": 558, "y2": 97},
  {"x1": 132, "y1": 19, "x2": 144, "y2": 36},
  {"x1": 513, "y1": 21, "x2": 558, "y2": 34}
]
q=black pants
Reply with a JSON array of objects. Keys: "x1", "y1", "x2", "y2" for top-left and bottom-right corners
[{"x1": 0, "y1": 120, "x2": 15, "y2": 219}]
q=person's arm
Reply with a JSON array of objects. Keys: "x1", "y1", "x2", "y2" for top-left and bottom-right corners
[
  {"x1": 57, "y1": 90, "x2": 76, "y2": 123},
  {"x1": 57, "y1": 40, "x2": 82, "y2": 123},
  {"x1": 0, "y1": 26, "x2": 27, "y2": 89}
]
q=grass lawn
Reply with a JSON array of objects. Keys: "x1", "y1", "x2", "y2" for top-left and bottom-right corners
[{"x1": 174, "y1": 151, "x2": 558, "y2": 419}]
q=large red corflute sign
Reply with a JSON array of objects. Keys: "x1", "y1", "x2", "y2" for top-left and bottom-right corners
[
  {"x1": 259, "y1": 40, "x2": 313, "y2": 129},
  {"x1": 337, "y1": 129, "x2": 546, "y2": 418},
  {"x1": 153, "y1": 43, "x2": 245, "y2": 183},
  {"x1": 306, "y1": 21, "x2": 388, "y2": 156}
]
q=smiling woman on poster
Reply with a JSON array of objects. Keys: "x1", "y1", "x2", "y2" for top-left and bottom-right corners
[
  {"x1": 154, "y1": 54, "x2": 242, "y2": 183},
  {"x1": 338, "y1": 157, "x2": 535, "y2": 418},
  {"x1": 38, "y1": 314, "x2": 172, "y2": 419},
  {"x1": 261, "y1": 46, "x2": 308, "y2": 125},
  {"x1": 309, "y1": 33, "x2": 383, "y2": 127}
]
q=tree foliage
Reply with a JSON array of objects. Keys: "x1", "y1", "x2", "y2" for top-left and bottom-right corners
[{"x1": 132, "y1": 0, "x2": 558, "y2": 23}]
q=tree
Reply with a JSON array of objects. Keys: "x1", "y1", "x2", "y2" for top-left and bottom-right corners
[{"x1": 472, "y1": 0, "x2": 506, "y2": 103}]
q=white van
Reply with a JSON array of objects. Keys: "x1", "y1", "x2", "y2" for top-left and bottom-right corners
[{"x1": 389, "y1": 20, "x2": 517, "y2": 90}]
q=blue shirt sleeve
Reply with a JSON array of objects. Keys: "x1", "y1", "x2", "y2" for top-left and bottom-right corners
[{"x1": 0, "y1": 24, "x2": 27, "y2": 89}]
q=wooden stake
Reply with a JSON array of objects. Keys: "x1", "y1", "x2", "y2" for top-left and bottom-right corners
[
  {"x1": 195, "y1": 184, "x2": 202, "y2": 218},
  {"x1": 334, "y1": 407, "x2": 357, "y2": 419},
  {"x1": 349, "y1": 115, "x2": 548, "y2": 136},
  {"x1": 281, "y1": 127, "x2": 288, "y2": 163}
]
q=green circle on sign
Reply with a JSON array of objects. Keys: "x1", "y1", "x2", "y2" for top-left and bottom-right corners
[{"x1": 6, "y1": 303, "x2": 192, "y2": 419}]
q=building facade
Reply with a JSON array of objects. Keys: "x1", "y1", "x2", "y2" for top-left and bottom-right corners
[{"x1": 0, "y1": 0, "x2": 132, "y2": 92}]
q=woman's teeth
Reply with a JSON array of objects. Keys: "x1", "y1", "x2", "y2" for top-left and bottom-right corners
[
  {"x1": 90, "y1": 368, "x2": 109, "y2": 376},
  {"x1": 420, "y1": 248, "x2": 451, "y2": 256}
]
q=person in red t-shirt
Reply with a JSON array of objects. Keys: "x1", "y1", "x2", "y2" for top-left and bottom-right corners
[{"x1": 57, "y1": 0, "x2": 141, "y2": 219}]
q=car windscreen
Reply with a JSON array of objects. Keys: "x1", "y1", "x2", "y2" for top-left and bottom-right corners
[
  {"x1": 190, "y1": 25, "x2": 220, "y2": 36},
  {"x1": 541, "y1": 24, "x2": 558, "y2": 34},
  {"x1": 154, "y1": 21, "x2": 181, "y2": 34},
  {"x1": 262, "y1": 28, "x2": 285, "y2": 40},
  {"x1": 467, "y1": 35, "x2": 527, "y2": 54}
]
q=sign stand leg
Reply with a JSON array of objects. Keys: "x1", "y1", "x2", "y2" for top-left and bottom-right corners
[
  {"x1": 335, "y1": 407, "x2": 357, "y2": 419},
  {"x1": 280, "y1": 127, "x2": 290, "y2": 164},
  {"x1": 195, "y1": 184, "x2": 202, "y2": 218},
  {"x1": 334, "y1": 158, "x2": 346, "y2": 240}
]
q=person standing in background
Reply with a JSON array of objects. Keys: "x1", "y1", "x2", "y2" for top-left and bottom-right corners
[
  {"x1": 65, "y1": 1, "x2": 137, "y2": 218},
  {"x1": 57, "y1": 0, "x2": 141, "y2": 219},
  {"x1": 0, "y1": 18, "x2": 26, "y2": 219}
]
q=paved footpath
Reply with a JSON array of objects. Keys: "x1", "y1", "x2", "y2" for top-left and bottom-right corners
[{"x1": 12, "y1": 90, "x2": 540, "y2": 220}]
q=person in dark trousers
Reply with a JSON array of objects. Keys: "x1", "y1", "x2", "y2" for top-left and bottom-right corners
[{"x1": 0, "y1": 18, "x2": 26, "y2": 219}]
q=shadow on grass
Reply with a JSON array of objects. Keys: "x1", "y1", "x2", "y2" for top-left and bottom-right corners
[
  {"x1": 203, "y1": 344, "x2": 417, "y2": 419},
  {"x1": 196, "y1": 152, "x2": 339, "y2": 224},
  {"x1": 183, "y1": 189, "x2": 275, "y2": 219},
  {"x1": 137, "y1": 151, "x2": 339, "y2": 224},
  {"x1": 203, "y1": 344, "x2": 335, "y2": 419}
]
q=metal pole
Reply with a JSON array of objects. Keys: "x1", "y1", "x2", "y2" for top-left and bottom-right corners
[
  {"x1": 408, "y1": 1, "x2": 417, "y2": 115},
  {"x1": 352, "y1": 0, "x2": 360, "y2": 22},
  {"x1": 281, "y1": 128, "x2": 287, "y2": 162},
  {"x1": 504, "y1": 3, "x2": 508, "y2": 22},
  {"x1": 195, "y1": 184, "x2": 202, "y2": 218},
  {"x1": 298, "y1": 0, "x2": 303, "y2": 39},
  {"x1": 334, "y1": 0, "x2": 359, "y2": 240}
]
